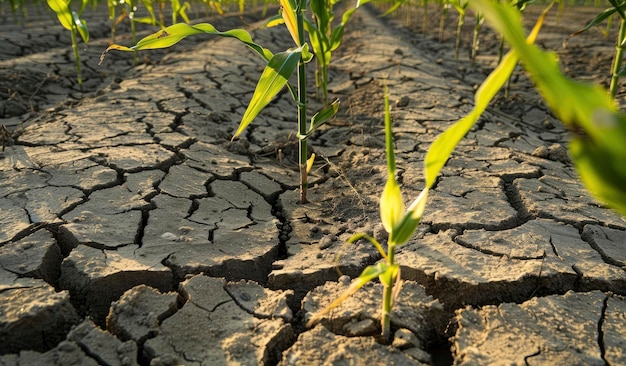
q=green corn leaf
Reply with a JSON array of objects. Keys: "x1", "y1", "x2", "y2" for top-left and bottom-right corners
[
  {"x1": 47, "y1": 0, "x2": 73, "y2": 31},
  {"x1": 133, "y1": 16, "x2": 161, "y2": 25},
  {"x1": 379, "y1": 0, "x2": 403, "y2": 17},
  {"x1": 72, "y1": 11, "x2": 89, "y2": 43},
  {"x1": 101, "y1": 23, "x2": 273, "y2": 63},
  {"x1": 306, "y1": 262, "x2": 389, "y2": 328},
  {"x1": 569, "y1": 5, "x2": 622, "y2": 38},
  {"x1": 473, "y1": 0, "x2": 626, "y2": 215},
  {"x1": 389, "y1": 188, "x2": 428, "y2": 246},
  {"x1": 304, "y1": 19, "x2": 329, "y2": 66},
  {"x1": 347, "y1": 233, "x2": 387, "y2": 259},
  {"x1": 608, "y1": 0, "x2": 626, "y2": 20},
  {"x1": 233, "y1": 48, "x2": 302, "y2": 139},
  {"x1": 378, "y1": 264, "x2": 399, "y2": 288},
  {"x1": 380, "y1": 90, "x2": 404, "y2": 234},
  {"x1": 79, "y1": 0, "x2": 88, "y2": 14},
  {"x1": 381, "y1": 176, "x2": 405, "y2": 235},
  {"x1": 570, "y1": 136, "x2": 626, "y2": 216},
  {"x1": 308, "y1": 99, "x2": 339, "y2": 134}
]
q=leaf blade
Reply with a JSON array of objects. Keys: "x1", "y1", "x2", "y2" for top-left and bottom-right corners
[{"x1": 233, "y1": 48, "x2": 302, "y2": 139}]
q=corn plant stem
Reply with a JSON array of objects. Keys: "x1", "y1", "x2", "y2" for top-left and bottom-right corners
[
  {"x1": 130, "y1": 13, "x2": 138, "y2": 65},
  {"x1": 455, "y1": 14, "x2": 464, "y2": 61},
  {"x1": 70, "y1": 28, "x2": 82, "y2": 85},
  {"x1": 422, "y1": 0, "x2": 428, "y2": 34},
  {"x1": 381, "y1": 279, "x2": 392, "y2": 340},
  {"x1": 297, "y1": 0, "x2": 308, "y2": 204},
  {"x1": 609, "y1": 17, "x2": 626, "y2": 98},
  {"x1": 471, "y1": 14, "x2": 481, "y2": 66},
  {"x1": 381, "y1": 245, "x2": 395, "y2": 341}
]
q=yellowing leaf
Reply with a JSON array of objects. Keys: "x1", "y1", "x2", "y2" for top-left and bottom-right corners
[
  {"x1": 279, "y1": 0, "x2": 300, "y2": 46},
  {"x1": 47, "y1": 0, "x2": 73, "y2": 31}
]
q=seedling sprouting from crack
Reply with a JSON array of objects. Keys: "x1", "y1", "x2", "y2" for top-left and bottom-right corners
[
  {"x1": 307, "y1": 88, "x2": 428, "y2": 341},
  {"x1": 99, "y1": 0, "x2": 340, "y2": 203}
]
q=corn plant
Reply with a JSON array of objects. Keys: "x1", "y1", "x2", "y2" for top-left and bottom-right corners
[
  {"x1": 438, "y1": 0, "x2": 450, "y2": 42},
  {"x1": 470, "y1": 8, "x2": 484, "y2": 66},
  {"x1": 100, "y1": 0, "x2": 339, "y2": 203},
  {"x1": 569, "y1": 0, "x2": 626, "y2": 97},
  {"x1": 474, "y1": 0, "x2": 626, "y2": 215},
  {"x1": 47, "y1": 0, "x2": 89, "y2": 85},
  {"x1": 450, "y1": 0, "x2": 468, "y2": 60}
]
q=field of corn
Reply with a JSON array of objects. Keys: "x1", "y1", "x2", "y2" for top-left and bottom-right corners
[{"x1": 1, "y1": 0, "x2": 626, "y2": 364}]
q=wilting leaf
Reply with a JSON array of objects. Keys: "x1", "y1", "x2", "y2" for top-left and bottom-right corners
[
  {"x1": 306, "y1": 262, "x2": 389, "y2": 328},
  {"x1": 100, "y1": 22, "x2": 273, "y2": 64}
]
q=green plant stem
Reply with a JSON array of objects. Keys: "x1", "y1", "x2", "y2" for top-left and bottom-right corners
[
  {"x1": 381, "y1": 277, "x2": 392, "y2": 340},
  {"x1": 471, "y1": 14, "x2": 482, "y2": 66},
  {"x1": 455, "y1": 13, "x2": 465, "y2": 61},
  {"x1": 381, "y1": 245, "x2": 395, "y2": 341},
  {"x1": 609, "y1": 17, "x2": 626, "y2": 98},
  {"x1": 70, "y1": 28, "x2": 82, "y2": 85},
  {"x1": 297, "y1": 0, "x2": 308, "y2": 204}
]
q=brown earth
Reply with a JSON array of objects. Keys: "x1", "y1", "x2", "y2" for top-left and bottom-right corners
[{"x1": 1, "y1": 1, "x2": 626, "y2": 365}]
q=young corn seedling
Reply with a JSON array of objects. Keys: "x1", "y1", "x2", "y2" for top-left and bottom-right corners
[
  {"x1": 474, "y1": 0, "x2": 626, "y2": 215},
  {"x1": 100, "y1": 0, "x2": 339, "y2": 203},
  {"x1": 47, "y1": 0, "x2": 89, "y2": 85},
  {"x1": 450, "y1": 0, "x2": 468, "y2": 61},
  {"x1": 569, "y1": 0, "x2": 626, "y2": 98},
  {"x1": 306, "y1": 4, "x2": 548, "y2": 340},
  {"x1": 307, "y1": 90, "x2": 428, "y2": 341},
  {"x1": 470, "y1": 9, "x2": 484, "y2": 66}
]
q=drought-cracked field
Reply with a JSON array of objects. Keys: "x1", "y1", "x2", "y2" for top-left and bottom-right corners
[{"x1": 1, "y1": 1, "x2": 626, "y2": 364}]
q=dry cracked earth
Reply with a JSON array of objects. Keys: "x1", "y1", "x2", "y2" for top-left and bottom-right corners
[{"x1": 1, "y1": 2, "x2": 626, "y2": 365}]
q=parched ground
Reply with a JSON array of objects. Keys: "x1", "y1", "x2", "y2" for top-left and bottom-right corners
[{"x1": 1, "y1": 2, "x2": 626, "y2": 365}]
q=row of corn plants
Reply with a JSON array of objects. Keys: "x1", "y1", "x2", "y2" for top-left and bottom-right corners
[{"x1": 39, "y1": 0, "x2": 262, "y2": 84}]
